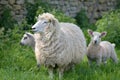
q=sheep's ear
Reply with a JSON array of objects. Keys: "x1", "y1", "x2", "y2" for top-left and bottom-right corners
[
  {"x1": 88, "y1": 29, "x2": 93, "y2": 36},
  {"x1": 100, "y1": 31, "x2": 107, "y2": 37},
  {"x1": 48, "y1": 17, "x2": 58, "y2": 26}
]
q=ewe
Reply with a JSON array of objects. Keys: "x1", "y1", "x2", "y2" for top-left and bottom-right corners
[
  {"x1": 32, "y1": 13, "x2": 86, "y2": 79},
  {"x1": 87, "y1": 29, "x2": 118, "y2": 65}
]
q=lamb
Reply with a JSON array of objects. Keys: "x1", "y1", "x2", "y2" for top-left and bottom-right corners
[
  {"x1": 20, "y1": 32, "x2": 35, "y2": 50},
  {"x1": 87, "y1": 29, "x2": 118, "y2": 66},
  {"x1": 20, "y1": 32, "x2": 42, "y2": 68},
  {"x1": 32, "y1": 13, "x2": 87, "y2": 79}
]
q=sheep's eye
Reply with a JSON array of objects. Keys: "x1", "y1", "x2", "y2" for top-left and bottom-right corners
[
  {"x1": 24, "y1": 37, "x2": 27, "y2": 40},
  {"x1": 43, "y1": 21, "x2": 48, "y2": 24}
]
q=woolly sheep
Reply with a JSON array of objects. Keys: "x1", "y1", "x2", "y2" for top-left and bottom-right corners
[
  {"x1": 32, "y1": 13, "x2": 87, "y2": 79},
  {"x1": 87, "y1": 29, "x2": 118, "y2": 66}
]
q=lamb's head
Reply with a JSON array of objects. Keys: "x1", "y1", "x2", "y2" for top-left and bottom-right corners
[
  {"x1": 32, "y1": 13, "x2": 59, "y2": 34},
  {"x1": 88, "y1": 29, "x2": 107, "y2": 45},
  {"x1": 20, "y1": 32, "x2": 34, "y2": 46}
]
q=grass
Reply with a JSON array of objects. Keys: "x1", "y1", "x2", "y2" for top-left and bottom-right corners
[{"x1": 0, "y1": 30, "x2": 120, "y2": 80}]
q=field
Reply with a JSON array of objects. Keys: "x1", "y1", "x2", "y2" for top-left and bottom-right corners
[{"x1": 0, "y1": 32, "x2": 120, "y2": 80}]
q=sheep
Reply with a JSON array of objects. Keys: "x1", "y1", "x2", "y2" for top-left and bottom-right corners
[
  {"x1": 87, "y1": 29, "x2": 118, "y2": 66},
  {"x1": 20, "y1": 32, "x2": 35, "y2": 50},
  {"x1": 20, "y1": 32, "x2": 42, "y2": 68},
  {"x1": 32, "y1": 13, "x2": 87, "y2": 80}
]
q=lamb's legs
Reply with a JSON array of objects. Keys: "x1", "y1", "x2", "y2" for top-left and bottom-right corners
[
  {"x1": 58, "y1": 67, "x2": 64, "y2": 80},
  {"x1": 111, "y1": 51, "x2": 118, "y2": 64},
  {"x1": 48, "y1": 67, "x2": 54, "y2": 80}
]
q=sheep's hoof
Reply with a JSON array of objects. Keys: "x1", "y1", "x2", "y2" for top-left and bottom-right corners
[{"x1": 37, "y1": 64, "x2": 40, "y2": 68}]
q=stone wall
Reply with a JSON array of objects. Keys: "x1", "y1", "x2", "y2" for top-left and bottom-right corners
[
  {"x1": 0, "y1": 0, "x2": 117, "y2": 23},
  {"x1": 0, "y1": 0, "x2": 34, "y2": 23},
  {"x1": 44, "y1": 0, "x2": 116, "y2": 23}
]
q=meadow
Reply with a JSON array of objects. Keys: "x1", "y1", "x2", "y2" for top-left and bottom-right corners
[
  {"x1": 1, "y1": 1, "x2": 120, "y2": 80},
  {"x1": 0, "y1": 28, "x2": 120, "y2": 80}
]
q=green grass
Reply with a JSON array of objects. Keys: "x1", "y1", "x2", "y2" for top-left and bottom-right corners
[{"x1": 0, "y1": 31, "x2": 120, "y2": 80}]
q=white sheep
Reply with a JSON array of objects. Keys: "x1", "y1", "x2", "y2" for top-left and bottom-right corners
[
  {"x1": 32, "y1": 13, "x2": 87, "y2": 79},
  {"x1": 87, "y1": 29, "x2": 118, "y2": 66}
]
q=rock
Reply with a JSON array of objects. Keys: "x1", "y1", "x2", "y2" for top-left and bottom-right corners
[
  {"x1": 14, "y1": 5, "x2": 21, "y2": 10},
  {"x1": 0, "y1": 0, "x2": 8, "y2": 4},
  {"x1": 16, "y1": 0, "x2": 24, "y2": 4},
  {"x1": 9, "y1": 0, "x2": 15, "y2": 5},
  {"x1": 27, "y1": 0, "x2": 34, "y2": 4}
]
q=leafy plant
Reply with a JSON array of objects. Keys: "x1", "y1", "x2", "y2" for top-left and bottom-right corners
[
  {"x1": 96, "y1": 10, "x2": 120, "y2": 47},
  {"x1": 75, "y1": 9, "x2": 89, "y2": 28},
  {"x1": 0, "y1": 6, "x2": 16, "y2": 31},
  {"x1": 36, "y1": 8, "x2": 76, "y2": 23},
  {"x1": 115, "y1": 0, "x2": 120, "y2": 9},
  {"x1": 25, "y1": 1, "x2": 51, "y2": 24},
  {"x1": 75, "y1": 9, "x2": 96, "y2": 45}
]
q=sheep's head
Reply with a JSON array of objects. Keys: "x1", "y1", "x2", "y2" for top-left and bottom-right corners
[
  {"x1": 88, "y1": 29, "x2": 107, "y2": 45},
  {"x1": 32, "y1": 13, "x2": 58, "y2": 33},
  {"x1": 20, "y1": 32, "x2": 34, "y2": 46}
]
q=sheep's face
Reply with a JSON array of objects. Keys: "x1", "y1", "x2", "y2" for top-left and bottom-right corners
[
  {"x1": 32, "y1": 13, "x2": 57, "y2": 34},
  {"x1": 32, "y1": 19, "x2": 50, "y2": 33},
  {"x1": 20, "y1": 33, "x2": 34, "y2": 46},
  {"x1": 88, "y1": 29, "x2": 107, "y2": 45}
]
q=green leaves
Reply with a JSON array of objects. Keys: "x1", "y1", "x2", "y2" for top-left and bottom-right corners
[{"x1": 96, "y1": 10, "x2": 120, "y2": 48}]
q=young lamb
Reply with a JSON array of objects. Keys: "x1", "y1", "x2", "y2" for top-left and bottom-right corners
[
  {"x1": 32, "y1": 13, "x2": 87, "y2": 80},
  {"x1": 20, "y1": 32, "x2": 42, "y2": 68},
  {"x1": 20, "y1": 32, "x2": 35, "y2": 50},
  {"x1": 87, "y1": 29, "x2": 118, "y2": 66}
]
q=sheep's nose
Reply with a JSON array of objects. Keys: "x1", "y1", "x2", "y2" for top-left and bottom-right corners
[
  {"x1": 32, "y1": 27, "x2": 35, "y2": 30},
  {"x1": 95, "y1": 40, "x2": 97, "y2": 44},
  {"x1": 20, "y1": 42, "x2": 23, "y2": 46}
]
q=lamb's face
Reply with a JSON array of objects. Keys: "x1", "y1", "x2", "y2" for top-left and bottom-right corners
[
  {"x1": 20, "y1": 33, "x2": 33, "y2": 46},
  {"x1": 32, "y1": 19, "x2": 50, "y2": 33},
  {"x1": 92, "y1": 32, "x2": 101, "y2": 45},
  {"x1": 88, "y1": 29, "x2": 107, "y2": 45}
]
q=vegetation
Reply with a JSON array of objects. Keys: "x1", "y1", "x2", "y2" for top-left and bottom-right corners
[
  {"x1": 0, "y1": 1, "x2": 120, "y2": 80},
  {"x1": 0, "y1": 6, "x2": 16, "y2": 31},
  {"x1": 96, "y1": 10, "x2": 120, "y2": 47}
]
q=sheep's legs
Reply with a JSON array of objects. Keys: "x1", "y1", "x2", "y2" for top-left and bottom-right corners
[
  {"x1": 88, "y1": 60, "x2": 93, "y2": 66},
  {"x1": 96, "y1": 58, "x2": 101, "y2": 66},
  {"x1": 102, "y1": 57, "x2": 107, "y2": 65},
  {"x1": 48, "y1": 67, "x2": 54, "y2": 80},
  {"x1": 58, "y1": 67, "x2": 64, "y2": 80}
]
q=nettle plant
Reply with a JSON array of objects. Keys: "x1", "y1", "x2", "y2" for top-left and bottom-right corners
[{"x1": 96, "y1": 10, "x2": 120, "y2": 48}]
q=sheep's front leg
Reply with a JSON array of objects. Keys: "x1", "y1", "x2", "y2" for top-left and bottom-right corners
[
  {"x1": 102, "y1": 57, "x2": 107, "y2": 65},
  {"x1": 58, "y1": 67, "x2": 64, "y2": 80},
  {"x1": 96, "y1": 58, "x2": 101, "y2": 66},
  {"x1": 48, "y1": 67, "x2": 54, "y2": 80},
  {"x1": 88, "y1": 59, "x2": 93, "y2": 66}
]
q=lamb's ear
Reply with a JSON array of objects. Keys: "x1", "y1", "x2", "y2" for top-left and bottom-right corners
[
  {"x1": 88, "y1": 29, "x2": 93, "y2": 36},
  {"x1": 100, "y1": 31, "x2": 107, "y2": 37},
  {"x1": 25, "y1": 32, "x2": 33, "y2": 38}
]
